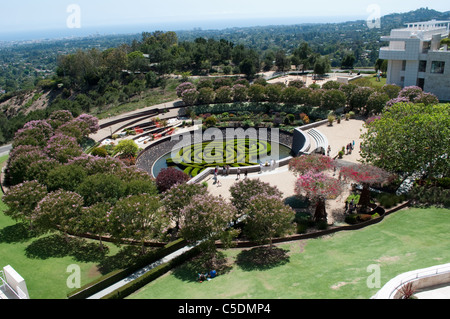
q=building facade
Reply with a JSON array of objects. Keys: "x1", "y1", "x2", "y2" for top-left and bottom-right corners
[{"x1": 379, "y1": 20, "x2": 450, "y2": 101}]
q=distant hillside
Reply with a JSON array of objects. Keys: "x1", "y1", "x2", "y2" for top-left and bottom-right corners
[{"x1": 0, "y1": 7, "x2": 449, "y2": 145}]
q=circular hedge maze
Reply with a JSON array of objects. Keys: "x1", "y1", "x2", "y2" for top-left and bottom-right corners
[{"x1": 166, "y1": 138, "x2": 272, "y2": 177}]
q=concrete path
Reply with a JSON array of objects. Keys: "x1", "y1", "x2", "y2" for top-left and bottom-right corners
[
  {"x1": 87, "y1": 243, "x2": 197, "y2": 299},
  {"x1": 90, "y1": 99, "x2": 185, "y2": 142}
]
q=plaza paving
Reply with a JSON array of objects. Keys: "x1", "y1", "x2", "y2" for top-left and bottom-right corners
[{"x1": 206, "y1": 119, "x2": 367, "y2": 225}]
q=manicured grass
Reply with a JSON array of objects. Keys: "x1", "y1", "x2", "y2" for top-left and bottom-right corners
[
  {"x1": 128, "y1": 207, "x2": 450, "y2": 299},
  {"x1": 0, "y1": 155, "x2": 135, "y2": 299}
]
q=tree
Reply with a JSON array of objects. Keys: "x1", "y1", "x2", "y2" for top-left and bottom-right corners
[
  {"x1": 179, "y1": 194, "x2": 237, "y2": 262},
  {"x1": 155, "y1": 167, "x2": 190, "y2": 193},
  {"x1": 366, "y1": 92, "x2": 390, "y2": 115},
  {"x1": 339, "y1": 164, "x2": 392, "y2": 210},
  {"x1": 44, "y1": 133, "x2": 83, "y2": 164},
  {"x1": 34, "y1": 190, "x2": 84, "y2": 240},
  {"x1": 360, "y1": 102, "x2": 450, "y2": 179},
  {"x1": 321, "y1": 89, "x2": 347, "y2": 111},
  {"x1": 239, "y1": 58, "x2": 257, "y2": 78},
  {"x1": 4, "y1": 145, "x2": 51, "y2": 186},
  {"x1": 162, "y1": 183, "x2": 208, "y2": 233},
  {"x1": 289, "y1": 154, "x2": 334, "y2": 175},
  {"x1": 349, "y1": 86, "x2": 375, "y2": 113},
  {"x1": 243, "y1": 194, "x2": 295, "y2": 246},
  {"x1": 76, "y1": 173, "x2": 126, "y2": 206},
  {"x1": 275, "y1": 50, "x2": 290, "y2": 73},
  {"x1": 341, "y1": 54, "x2": 355, "y2": 69},
  {"x1": 109, "y1": 194, "x2": 168, "y2": 254},
  {"x1": 313, "y1": 56, "x2": 331, "y2": 76},
  {"x1": 248, "y1": 84, "x2": 266, "y2": 102},
  {"x1": 181, "y1": 88, "x2": 199, "y2": 106},
  {"x1": 3, "y1": 181, "x2": 48, "y2": 229},
  {"x1": 45, "y1": 163, "x2": 87, "y2": 192},
  {"x1": 229, "y1": 178, "x2": 283, "y2": 221},
  {"x1": 197, "y1": 87, "x2": 216, "y2": 105},
  {"x1": 295, "y1": 172, "x2": 344, "y2": 222},
  {"x1": 114, "y1": 139, "x2": 139, "y2": 158},
  {"x1": 80, "y1": 203, "x2": 111, "y2": 251}
]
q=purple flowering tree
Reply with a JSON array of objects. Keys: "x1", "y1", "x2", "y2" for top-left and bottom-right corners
[
  {"x1": 45, "y1": 133, "x2": 83, "y2": 163},
  {"x1": 12, "y1": 120, "x2": 54, "y2": 148},
  {"x1": 3, "y1": 180, "x2": 48, "y2": 230},
  {"x1": 229, "y1": 178, "x2": 283, "y2": 220},
  {"x1": 162, "y1": 183, "x2": 208, "y2": 233},
  {"x1": 48, "y1": 110, "x2": 74, "y2": 129},
  {"x1": 243, "y1": 194, "x2": 295, "y2": 246},
  {"x1": 4, "y1": 145, "x2": 51, "y2": 186},
  {"x1": 179, "y1": 194, "x2": 238, "y2": 261},
  {"x1": 181, "y1": 88, "x2": 199, "y2": 106},
  {"x1": 176, "y1": 82, "x2": 195, "y2": 97},
  {"x1": 109, "y1": 194, "x2": 168, "y2": 254},
  {"x1": 34, "y1": 190, "x2": 85, "y2": 240},
  {"x1": 79, "y1": 203, "x2": 111, "y2": 251}
]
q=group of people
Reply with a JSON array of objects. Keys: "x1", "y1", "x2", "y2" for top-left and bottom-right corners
[
  {"x1": 198, "y1": 270, "x2": 217, "y2": 283},
  {"x1": 346, "y1": 141, "x2": 355, "y2": 155}
]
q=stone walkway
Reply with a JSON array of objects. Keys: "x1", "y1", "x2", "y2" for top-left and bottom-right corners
[{"x1": 206, "y1": 119, "x2": 367, "y2": 225}]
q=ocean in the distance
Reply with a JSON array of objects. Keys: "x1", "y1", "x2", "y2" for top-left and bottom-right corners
[{"x1": 0, "y1": 15, "x2": 364, "y2": 42}]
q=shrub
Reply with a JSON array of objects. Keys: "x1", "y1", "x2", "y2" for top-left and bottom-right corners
[
  {"x1": 345, "y1": 214, "x2": 359, "y2": 225},
  {"x1": 76, "y1": 173, "x2": 127, "y2": 206},
  {"x1": 91, "y1": 147, "x2": 108, "y2": 157},
  {"x1": 155, "y1": 167, "x2": 190, "y2": 193}
]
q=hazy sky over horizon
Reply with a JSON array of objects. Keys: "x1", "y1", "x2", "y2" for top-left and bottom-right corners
[{"x1": 0, "y1": 0, "x2": 449, "y2": 39}]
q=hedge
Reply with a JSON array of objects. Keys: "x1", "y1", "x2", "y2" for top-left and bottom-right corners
[
  {"x1": 67, "y1": 238, "x2": 188, "y2": 299},
  {"x1": 101, "y1": 245, "x2": 202, "y2": 299}
]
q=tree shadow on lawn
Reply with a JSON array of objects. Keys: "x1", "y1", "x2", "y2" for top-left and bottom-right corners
[
  {"x1": 236, "y1": 246, "x2": 290, "y2": 271},
  {"x1": 25, "y1": 234, "x2": 109, "y2": 263},
  {"x1": 0, "y1": 222, "x2": 40, "y2": 244},
  {"x1": 172, "y1": 251, "x2": 233, "y2": 283}
]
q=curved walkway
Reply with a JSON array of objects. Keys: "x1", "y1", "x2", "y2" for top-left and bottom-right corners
[{"x1": 206, "y1": 119, "x2": 367, "y2": 224}]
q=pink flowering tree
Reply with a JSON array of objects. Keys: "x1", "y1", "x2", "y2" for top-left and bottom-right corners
[
  {"x1": 56, "y1": 114, "x2": 99, "y2": 143},
  {"x1": 162, "y1": 183, "x2": 208, "y2": 233},
  {"x1": 3, "y1": 180, "x2": 48, "y2": 230},
  {"x1": 289, "y1": 154, "x2": 335, "y2": 175},
  {"x1": 339, "y1": 164, "x2": 393, "y2": 210},
  {"x1": 243, "y1": 194, "x2": 295, "y2": 247},
  {"x1": 68, "y1": 154, "x2": 126, "y2": 176},
  {"x1": 229, "y1": 178, "x2": 283, "y2": 221},
  {"x1": 12, "y1": 120, "x2": 54, "y2": 148},
  {"x1": 44, "y1": 133, "x2": 83, "y2": 163},
  {"x1": 47, "y1": 110, "x2": 74, "y2": 129},
  {"x1": 4, "y1": 145, "x2": 51, "y2": 186},
  {"x1": 33, "y1": 190, "x2": 84, "y2": 240},
  {"x1": 295, "y1": 172, "x2": 344, "y2": 222},
  {"x1": 176, "y1": 82, "x2": 195, "y2": 97},
  {"x1": 109, "y1": 194, "x2": 168, "y2": 254},
  {"x1": 79, "y1": 203, "x2": 111, "y2": 251},
  {"x1": 179, "y1": 194, "x2": 238, "y2": 260}
]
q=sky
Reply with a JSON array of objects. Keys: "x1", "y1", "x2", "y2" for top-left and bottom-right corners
[{"x1": 0, "y1": 0, "x2": 449, "y2": 41}]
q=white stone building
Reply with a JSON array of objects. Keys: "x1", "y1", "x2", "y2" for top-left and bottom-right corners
[{"x1": 379, "y1": 19, "x2": 450, "y2": 101}]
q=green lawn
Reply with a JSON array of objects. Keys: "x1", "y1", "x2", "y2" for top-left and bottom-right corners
[
  {"x1": 0, "y1": 155, "x2": 134, "y2": 299},
  {"x1": 128, "y1": 207, "x2": 450, "y2": 299}
]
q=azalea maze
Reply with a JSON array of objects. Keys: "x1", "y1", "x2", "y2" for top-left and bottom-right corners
[{"x1": 166, "y1": 139, "x2": 272, "y2": 177}]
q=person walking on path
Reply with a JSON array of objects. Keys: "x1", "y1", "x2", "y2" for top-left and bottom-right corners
[{"x1": 236, "y1": 168, "x2": 241, "y2": 180}]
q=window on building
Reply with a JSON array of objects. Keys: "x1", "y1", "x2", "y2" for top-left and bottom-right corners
[
  {"x1": 417, "y1": 78, "x2": 425, "y2": 90},
  {"x1": 418, "y1": 61, "x2": 427, "y2": 72},
  {"x1": 431, "y1": 61, "x2": 445, "y2": 74},
  {"x1": 401, "y1": 60, "x2": 406, "y2": 71}
]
